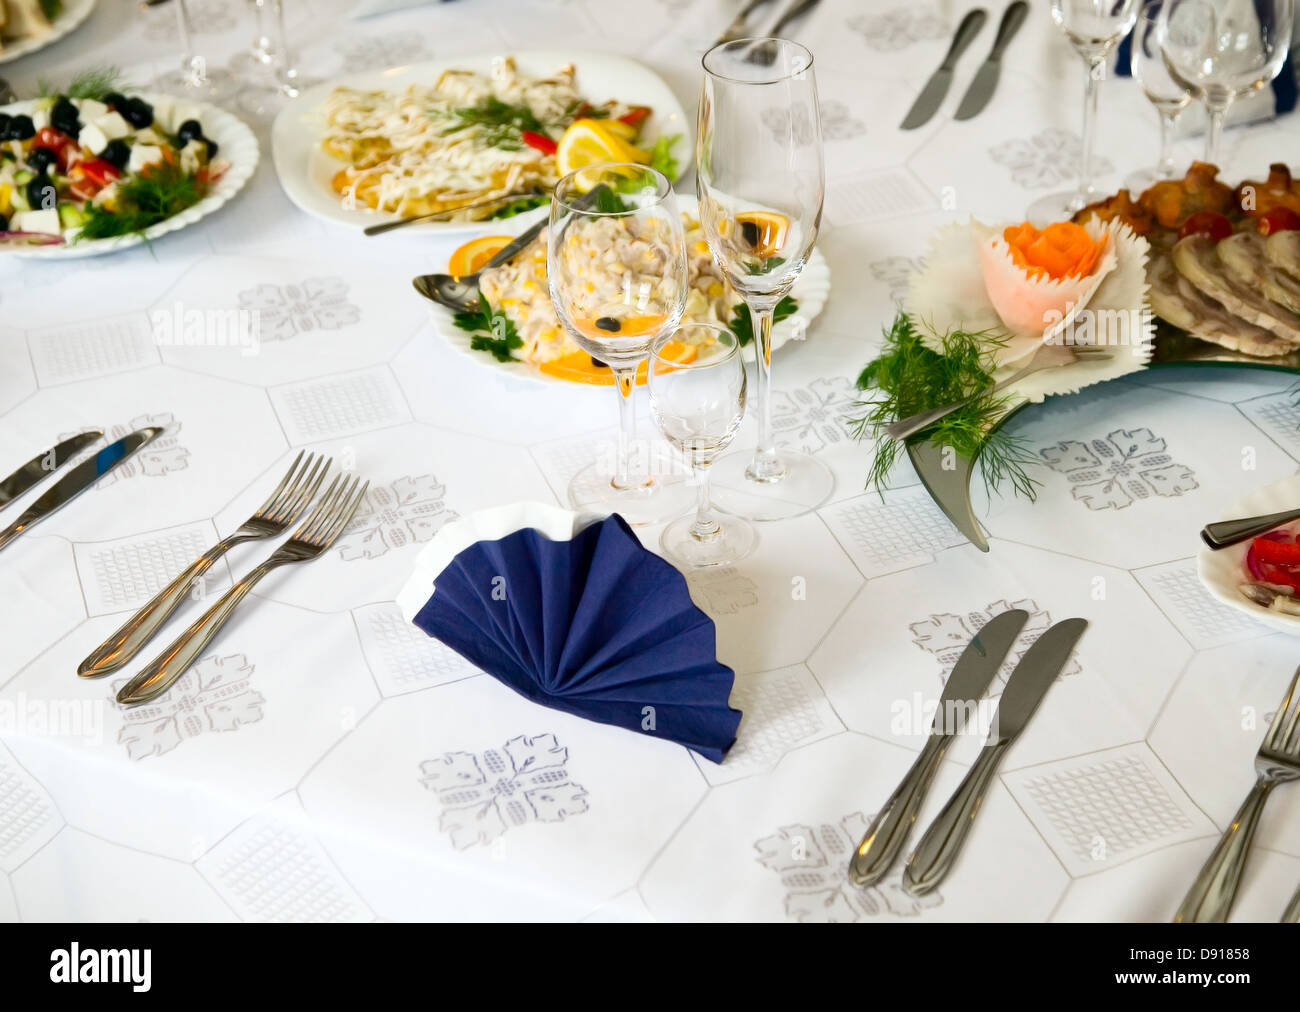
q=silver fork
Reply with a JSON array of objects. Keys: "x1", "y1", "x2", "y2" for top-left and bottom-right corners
[
  {"x1": 884, "y1": 343, "x2": 1113, "y2": 442},
  {"x1": 78, "y1": 451, "x2": 330, "y2": 678},
  {"x1": 114, "y1": 474, "x2": 369, "y2": 707},
  {"x1": 1175, "y1": 664, "x2": 1300, "y2": 922}
]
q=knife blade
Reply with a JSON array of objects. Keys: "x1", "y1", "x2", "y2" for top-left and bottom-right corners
[
  {"x1": 902, "y1": 617, "x2": 1088, "y2": 895},
  {"x1": 849, "y1": 608, "x2": 1029, "y2": 887},
  {"x1": 900, "y1": 7, "x2": 988, "y2": 130},
  {"x1": 953, "y1": 1, "x2": 1029, "y2": 121},
  {"x1": 0, "y1": 427, "x2": 164, "y2": 554},
  {"x1": 0, "y1": 430, "x2": 104, "y2": 511}
]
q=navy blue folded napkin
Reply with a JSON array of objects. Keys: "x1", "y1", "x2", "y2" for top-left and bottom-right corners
[
  {"x1": 397, "y1": 503, "x2": 742, "y2": 762},
  {"x1": 1116, "y1": 0, "x2": 1296, "y2": 115}
]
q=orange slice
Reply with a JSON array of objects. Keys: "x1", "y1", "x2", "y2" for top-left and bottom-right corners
[
  {"x1": 571, "y1": 314, "x2": 668, "y2": 340},
  {"x1": 735, "y1": 211, "x2": 789, "y2": 257},
  {"x1": 448, "y1": 235, "x2": 513, "y2": 278},
  {"x1": 539, "y1": 341, "x2": 696, "y2": 385}
]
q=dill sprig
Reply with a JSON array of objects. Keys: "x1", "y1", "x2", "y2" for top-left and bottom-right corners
[
  {"x1": 444, "y1": 97, "x2": 545, "y2": 150},
  {"x1": 37, "y1": 66, "x2": 126, "y2": 101},
  {"x1": 850, "y1": 311, "x2": 1041, "y2": 501},
  {"x1": 76, "y1": 162, "x2": 209, "y2": 241}
]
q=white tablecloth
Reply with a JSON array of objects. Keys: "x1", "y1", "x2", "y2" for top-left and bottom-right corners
[{"x1": 1, "y1": 0, "x2": 1299, "y2": 923}]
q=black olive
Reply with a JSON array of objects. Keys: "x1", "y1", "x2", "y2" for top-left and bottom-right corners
[
  {"x1": 27, "y1": 147, "x2": 57, "y2": 174},
  {"x1": 740, "y1": 219, "x2": 760, "y2": 248},
  {"x1": 26, "y1": 175, "x2": 57, "y2": 212},
  {"x1": 50, "y1": 97, "x2": 80, "y2": 137},
  {"x1": 6, "y1": 115, "x2": 35, "y2": 141},
  {"x1": 0, "y1": 213, "x2": 8, "y2": 232},
  {"x1": 176, "y1": 119, "x2": 204, "y2": 145},
  {"x1": 588, "y1": 355, "x2": 609, "y2": 369},
  {"x1": 121, "y1": 97, "x2": 154, "y2": 129},
  {"x1": 202, "y1": 137, "x2": 219, "y2": 159},
  {"x1": 100, "y1": 139, "x2": 130, "y2": 170},
  {"x1": 0, "y1": 114, "x2": 10, "y2": 137},
  {"x1": 595, "y1": 316, "x2": 621, "y2": 332},
  {"x1": 103, "y1": 92, "x2": 127, "y2": 111}
]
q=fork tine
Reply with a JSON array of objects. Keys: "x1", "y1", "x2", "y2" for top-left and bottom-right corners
[
  {"x1": 272, "y1": 454, "x2": 330, "y2": 525},
  {"x1": 1264, "y1": 664, "x2": 1300, "y2": 753},
  {"x1": 255, "y1": 450, "x2": 306, "y2": 517},
  {"x1": 292, "y1": 474, "x2": 343, "y2": 539},
  {"x1": 309, "y1": 476, "x2": 361, "y2": 544},
  {"x1": 317, "y1": 479, "x2": 369, "y2": 548}
]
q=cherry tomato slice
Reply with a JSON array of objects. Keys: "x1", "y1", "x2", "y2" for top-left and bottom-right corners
[
  {"x1": 1259, "y1": 207, "x2": 1300, "y2": 236},
  {"x1": 1178, "y1": 211, "x2": 1234, "y2": 241}
]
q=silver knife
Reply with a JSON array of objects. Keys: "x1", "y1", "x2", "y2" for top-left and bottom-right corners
[
  {"x1": 0, "y1": 430, "x2": 104, "y2": 511},
  {"x1": 0, "y1": 427, "x2": 164, "y2": 554},
  {"x1": 902, "y1": 617, "x2": 1088, "y2": 895},
  {"x1": 954, "y1": 1, "x2": 1029, "y2": 121},
  {"x1": 900, "y1": 8, "x2": 988, "y2": 130},
  {"x1": 849, "y1": 608, "x2": 1029, "y2": 888}
]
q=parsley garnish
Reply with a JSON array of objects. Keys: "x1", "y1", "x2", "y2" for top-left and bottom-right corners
[
  {"x1": 454, "y1": 295, "x2": 524, "y2": 362},
  {"x1": 727, "y1": 296, "x2": 798, "y2": 347},
  {"x1": 849, "y1": 311, "x2": 1040, "y2": 500},
  {"x1": 649, "y1": 134, "x2": 680, "y2": 182}
]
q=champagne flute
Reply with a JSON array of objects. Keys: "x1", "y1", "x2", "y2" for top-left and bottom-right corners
[
  {"x1": 1028, "y1": 0, "x2": 1140, "y2": 223},
  {"x1": 160, "y1": 0, "x2": 237, "y2": 100},
  {"x1": 1125, "y1": 2, "x2": 1194, "y2": 191},
  {"x1": 548, "y1": 165, "x2": 694, "y2": 525},
  {"x1": 1157, "y1": 0, "x2": 1294, "y2": 166},
  {"x1": 649, "y1": 325, "x2": 755, "y2": 568},
  {"x1": 697, "y1": 38, "x2": 830, "y2": 522}
]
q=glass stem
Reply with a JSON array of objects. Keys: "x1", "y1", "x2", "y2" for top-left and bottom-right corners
[
  {"x1": 1156, "y1": 108, "x2": 1180, "y2": 178},
  {"x1": 273, "y1": 0, "x2": 300, "y2": 96},
  {"x1": 1204, "y1": 103, "x2": 1229, "y2": 166},
  {"x1": 176, "y1": 0, "x2": 203, "y2": 86},
  {"x1": 611, "y1": 366, "x2": 640, "y2": 491},
  {"x1": 746, "y1": 305, "x2": 784, "y2": 483},
  {"x1": 690, "y1": 461, "x2": 721, "y2": 541},
  {"x1": 251, "y1": 0, "x2": 276, "y2": 63},
  {"x1": 1078, "y1": 56, "x2": 1104, "y2": 203}
]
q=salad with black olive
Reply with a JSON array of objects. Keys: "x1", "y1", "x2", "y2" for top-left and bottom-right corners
[{"x1": 0, "y1": 91, "x2": 226, "y2": 245}]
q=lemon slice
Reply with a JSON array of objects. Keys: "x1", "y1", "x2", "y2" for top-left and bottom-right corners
[{"x1": 557, "y1": 119, "x2": 652, "y2": 187}]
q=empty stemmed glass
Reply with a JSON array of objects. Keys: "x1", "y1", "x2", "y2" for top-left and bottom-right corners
[
  {"x1": 1125, "y1": 2, "x2": 1194, "y2": 191},
  {"x1": 1028, "y1": 0, "x2": 1140, "y2": 223},
  {"x1": 160, "y1": 0, "x2": 237, "y2": 100},
  {"x1": 697, "y1": 37, "x2": 829, "y2": 521},
  {"x1": 548, "y1": 164, "x2": 694, "y2": 525},
  {"x1": 1157, "y1": 0, "x2": 1295, "y2": 166},
  {"x1": 236, "y1": 0, "x2": 308, "y2": 117},
  {"x1": 649, "y1": 325, "x2": 754, "y2": 568}
]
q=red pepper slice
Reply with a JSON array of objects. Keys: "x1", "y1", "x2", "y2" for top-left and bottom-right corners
[
  {"x1": 521, "y1": 130, "x2": 557, "y2": 156},
  {"x1": 68, "y1": 157, "x2": 121, "y2": 197},
  {"x1": 1249, "y1": 537, "x2": 1300, "y2": 566},
  {"x1": 617, "y1": 106, "x2": 651, "y2": 129}
]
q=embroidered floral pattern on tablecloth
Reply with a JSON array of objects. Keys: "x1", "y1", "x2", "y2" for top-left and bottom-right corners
[{"x1": 1039, "y1": 428, "x2": 1197, "y2": 510}]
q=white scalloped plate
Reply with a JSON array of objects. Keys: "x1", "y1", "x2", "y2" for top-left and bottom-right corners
[
  {"x1": 427, "y1": 196, "x2": 831, "y2": 387},
  {"x1": 272, "y1": 50, "x2": 692, "y2": 234},
  {"x1": 0, "y1": 0, "x2": 96, "y2": 67},
  {"x1": 1198, "y1": 473, "x2": 1300, "y2": 636},
  {"x1": 0, "y1": 93, "x2": 259, "y2": 259}
]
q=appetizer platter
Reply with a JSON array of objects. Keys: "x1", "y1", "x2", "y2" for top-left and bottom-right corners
[
  {"x1": 272, "y1": 51, "x2": 691, "y2": 232},
  {"x1": 1075, "y1": 162, "x2": 1300, "y2": 362},
  {"x1": 1200, "y1": 475, "x2": 1300, "y2": 636},
  {"x1": 424, "y1": 196, "x2": 830, "y2": 386},
  {"x1": 0, "y1": 0, "x2": 95, "y2": 67},
  {"x1": 0, "y1": 88, "x2": 258, "y2": 258}
]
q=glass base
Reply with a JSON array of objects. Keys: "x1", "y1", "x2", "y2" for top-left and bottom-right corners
[
  {"x1": 567, "y1": 463, "x2": 694, "y2": 527},
  {"x1": 661, "y1": 513, "x2": 756, "y2": 569},
  {"x1": 1124, "y1": 165, "x2": 1180, "y2": 193},
  {"x1": 154, "y1": 67, "x2": 238, "y2": 102},
  {"x1": 1026, "y1": 189, "x2": 1090, "y2": 226},
  {"x1": 709, "y1": 449, "x2": 834, "y2": 522}
]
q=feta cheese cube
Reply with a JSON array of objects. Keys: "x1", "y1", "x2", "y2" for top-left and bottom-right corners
[
  {"x1": 31, "y1": 108, "x2": 49, "y2": 132},
  {"x1": 91, "y1": 111, "x2": 132, "y2": 141},
  {"x1": 78, "y1": 123, "x2": 110, "y2": 157},
  {"x1": 150, "y1": 95, "x2": 177, "y2": 133},
  {"x1": 15, "y1": 208, "x2": 62, "y2": 235},
  {"x1": 128, "y1": 145, "x2": 164, "y2": 174},
  {"x1": 179, "y1": 139, "x2": 205, "y2": 176},
  {"x1": 77, "y1": 99, "x2": 109, "y2": 122}
]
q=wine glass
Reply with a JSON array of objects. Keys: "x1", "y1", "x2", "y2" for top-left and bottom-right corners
[
  {"x1": 1125, "y1": 2, "x2": 1194, "y2": 191},
  {"x1": 548, "y1": 164, "x2": 695, "y2": 526},
  {"x1": 1028, "y1": 0, "x2": 1140, "y2": 223},
  {"x1": 649, "y1": 325, "x2": 755, "y2": 568},
  {"x1": 237, "y1": 0, "x2": 309, "y2": 118},
  {"x1": 159, "y1": 0, "x2": 238, "y2": 100},
  {"x1": 697, "y1": 37, "x2": 830, "y2": 522},
  {"x1": 1157, "y1": 0, "x2": 1294, "y2": 166}
]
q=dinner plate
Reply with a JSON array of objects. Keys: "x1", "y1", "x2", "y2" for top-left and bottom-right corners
[
  {"x1": 271, "y1": 50, "x2": 693, "y2": 234},
  {"x1": 0, "y1": 0, "x2": 96, "y2": 67},
  {"x1": 1198, "y1": 473, "x2": 1300, "y2": 635},
  {"x1": 428, "y1": 195, "x2": 832, "y2": 386},
  {"x1": 0, "y1": 93, "x2": 259, "y2": 259}
]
